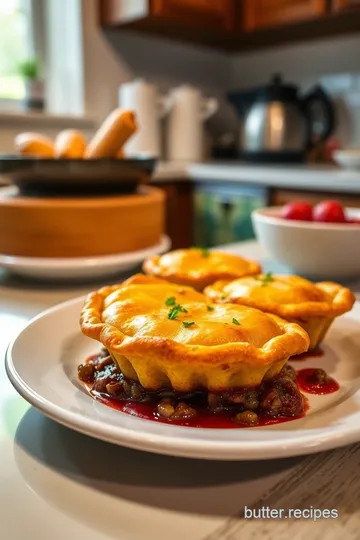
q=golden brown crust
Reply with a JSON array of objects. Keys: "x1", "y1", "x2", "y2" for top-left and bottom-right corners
[
  {"x1": 84, "y1": 109, "x2": 137, "y2": 159},
  {"x1": 15, "y1": 132, "x2": 55, "y2": 158},
  {"x1": 143, "y1": 248, "x2": 261, "y2": 291},
  {"x1": 205, "y1": 275, "x2": 355, "y2": 319},
  {"x1": 54, "y1": 129, "x2": 87, "y2": 159},
  {"x1": 205, "y1": 274, "x2": 355, "y2": 351},
  {"x1": 80, "y1": 274, "x2": 309, "y2": 391}
]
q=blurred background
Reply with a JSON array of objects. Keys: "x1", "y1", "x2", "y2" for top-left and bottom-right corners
[{"x1": 2, "y1": 0, "x2": 360, "y2": 255}]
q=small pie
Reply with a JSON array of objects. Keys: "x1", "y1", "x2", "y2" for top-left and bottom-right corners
[
  {"x1": 142, "y1": 248, "x2": 261, "y2": 291},
  {"x1": 205, "y1": 274, "x2": 355, "y2": 351},
  {"x1": 80, "y1": 274, "x2": 309, "y2": 392}
]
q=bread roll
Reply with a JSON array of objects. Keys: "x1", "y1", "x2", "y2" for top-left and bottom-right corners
[
  {"x1": 116, "y1": 148, "x2": 125, "y2": 159},
  {"x1": 55, "y1": 129, "x2": 87, "y2": 159},
  {"x1": 15, "y1": 132, "x2": 55, "y2": 158},
  {"x1": 85, "y1": 109, "x2": 137, "y2": 159}
]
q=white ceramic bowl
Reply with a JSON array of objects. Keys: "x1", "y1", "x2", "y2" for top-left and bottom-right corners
[
  {"x1": 333, "y1": 149, "x2": 360, "y2": 171},
  {"x1": 252, "y1": 207, "x2": 360, "y2": 279}
]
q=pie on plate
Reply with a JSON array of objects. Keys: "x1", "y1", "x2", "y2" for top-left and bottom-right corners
[
  {"x1": 79, "y1": 273, "x2": 313, "y2": 427},
  {"x1": 80, "y1": 274, "x2": 309, "y2": 391},
  {"x1": 142, "y1": 248, "x2": 261, "y2": 290},
  {"x1": 6, "y1": 265, "x2": 360, "y2": 458},
  {"x1": 205, "y1": 274, "x2": 355, "y2": 351}
]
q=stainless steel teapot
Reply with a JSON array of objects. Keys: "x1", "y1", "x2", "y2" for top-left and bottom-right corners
[{"x1": 228, "y1": 74, "x2": 336, "y2": 163}]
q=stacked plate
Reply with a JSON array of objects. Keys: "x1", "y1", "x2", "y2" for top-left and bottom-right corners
[{"x1": 0, "y1": 235, "x2": 171, "y2": 281}]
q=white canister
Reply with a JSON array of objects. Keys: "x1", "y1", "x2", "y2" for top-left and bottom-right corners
[
  {"x1": 119, "y1": 79, "x2": 172, "y2": 157},
  {"x1": 167, "y1": 85, "x2": 218, "y2": 162}
]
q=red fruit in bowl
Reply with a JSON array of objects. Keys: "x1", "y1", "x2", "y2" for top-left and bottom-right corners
[
  {"x1": 313, "y1": 200, "x2": 346, "y2": 223},
  {"x1": 281, "y1": 202, "x2": 313, "y2": 221}
]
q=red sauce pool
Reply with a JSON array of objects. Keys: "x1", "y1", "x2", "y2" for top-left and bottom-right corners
[
  {"x1": 297, "y1": 368, "x2": 339, "y2": 395},
  {"x1": 291, "y1": 347, "x2": 324, "y2": 361},
  {"x1": 90, "y1": 389, "x2": 306, "y2": 429}
]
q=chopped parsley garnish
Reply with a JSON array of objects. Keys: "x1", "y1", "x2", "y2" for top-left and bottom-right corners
[
  {"x1": 183, "y1": 321, "x2": 195, "y2": 328},
  {"x1": 221, "y1": 295, "x2": 227, "y2": 300},
  {"x1": 191, "y1": 246, "x2": 210, "y2": 258},
  {"x1": 232, "y1": 318, "x2": 241, "y2": 326},
  {"x1": 168, "y1": 304, "x2": 188, "y2": 320},
  {"x1": 207, "y1": 305, "x2": 214, "y2": 312},
  {"x1": 165, "y1": 296, "x2": 176, "y2": 306},
  {"x1": 257, "y1": 272, "x2": 274, "y2": 287}
]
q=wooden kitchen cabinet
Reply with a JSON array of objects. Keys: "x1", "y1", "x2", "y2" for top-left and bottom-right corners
[
  {"x1": 100, "y1": 0, "x2": 360, "y2": 52},
  {"x1": 100, "y1": 0, "x2": 235, "y2": 32},
  {"x1": 152, "y1": 181, "x2": 194, "y2": 249},
  {"x1": 242, "y1": 0, "x2": 327, "y2": 31},
  {"x1": 332, "y1": 0, "x2": 360, "y2": 11},
  {"x1": 151, "y1": 0, "x2": 235, "y2": 31}
]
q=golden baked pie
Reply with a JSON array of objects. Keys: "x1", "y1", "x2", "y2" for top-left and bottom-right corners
[
  {"x1": 142, "y1": 248, "x2": 261, "y2": 290},
  {"x1": 80, "y1": 274, "x2": 309, "y2": 393},
  {"x1": 205, "y1": 274, "x2": 355, "y2": 351}
]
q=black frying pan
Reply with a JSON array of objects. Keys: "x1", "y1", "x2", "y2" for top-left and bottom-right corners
[{"x1": 0, "y1": 155, "x2": 157, "y2": 196}]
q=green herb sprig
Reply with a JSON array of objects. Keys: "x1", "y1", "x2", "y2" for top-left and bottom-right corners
[
  {"x1": 168, "y1": 304, "x2": 188, "y2": 320},
  {"x1": 183, "y1": 321, "x2": 195, "y2": 328},
  {"x1": 256, "y1": 272, "x2": 274, "y2": 287},
  {"x1": 191, "y1": 246, "x2": 210, "y2": 258},
  {"x1": 232, "y1": 318, "x2": 241, "y2": 326}
]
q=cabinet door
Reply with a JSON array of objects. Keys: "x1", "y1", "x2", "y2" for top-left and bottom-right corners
[
  {"x1": 243, "y1": 0, "x2": 327, "y2": 31},
  {"x1": 194, "y1": 189, "x2": 266, "y2": 248},
  {"x1": 152, "y1": 181, "x2": 194, "y2": 249},
  {"x1": 333, "y1": 0, "x2": 360, "y2": 11},
  {"x1": 151, "y1": 0, "x2": 235, "y2": 31}
]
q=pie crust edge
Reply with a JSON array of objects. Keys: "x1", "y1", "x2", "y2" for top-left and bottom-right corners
[{"x1": 80, "y1": 275, "x2": 310, "y2": 391}]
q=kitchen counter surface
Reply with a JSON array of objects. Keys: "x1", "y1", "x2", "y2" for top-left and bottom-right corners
[
  {"x1": 155, "y1": 161, "x2": 360, "y2": 193},
  {"x1": 1, "y1": 161, "x2": 359, "y2": 195},
  {"x1": 2, "y1": 241, "x2": 360, "y2": 539}
]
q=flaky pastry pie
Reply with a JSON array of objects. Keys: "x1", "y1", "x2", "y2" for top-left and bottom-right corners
[
  {"x1": 142, "y1": 248, "x2": 261, "y2": 291},
  {"x1": 205, "y1": 274, "x2": 355, "y2": 351},
  {"x1": 80, "y1": 274, "x2": 309, "y2": 392}
]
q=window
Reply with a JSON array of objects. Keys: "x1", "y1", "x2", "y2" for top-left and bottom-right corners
[{"x1": 0, "y1": 0, "x2": 43, "y2": 102}]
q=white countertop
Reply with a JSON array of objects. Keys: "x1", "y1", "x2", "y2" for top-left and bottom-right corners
[
  {"x1": 1, "y1": 241, "x2": 360, "y2": 539},
  {"x1": 0, "y1": 241, "x2": 271, "y2": 540},
  {"x1": 155, "y1": 161, "x2": 360, "y2": 193}
]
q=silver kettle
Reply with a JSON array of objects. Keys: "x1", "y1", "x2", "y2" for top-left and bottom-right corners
[{"x1": 228, "y1": 74, "x2": 336, "y2": 163}]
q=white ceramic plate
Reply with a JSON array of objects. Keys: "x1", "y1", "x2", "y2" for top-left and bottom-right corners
[
  {"x1": 0, "y1": 235, "x2": 170, "y2": 280},
  {"x1": 6, "y1": 296, "x2": 360, "y2": 461}
]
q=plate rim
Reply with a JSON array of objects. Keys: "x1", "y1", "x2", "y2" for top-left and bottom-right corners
[
  {"x1": 0, "y1": 235, "x2": 170, "y2": 269},
  {"x1": 6, "y1": 295, "x2": 360, "y2": 461}
]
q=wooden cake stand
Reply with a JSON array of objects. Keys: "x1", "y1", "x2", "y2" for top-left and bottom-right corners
[{"x1": 0, "y1": 186, "x2": 165, "y2": 258}]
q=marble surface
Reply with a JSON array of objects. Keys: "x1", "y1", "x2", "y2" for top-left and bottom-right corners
[{"x1": 1, "y1": 241, "x2": 360, "y2": 540}]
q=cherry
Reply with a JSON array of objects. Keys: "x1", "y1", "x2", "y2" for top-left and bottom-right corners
[
  {"x1": 313, "y1": 200, "x2": 346, "y2": 223},
  {"x1": 281, "y1": 202, "x2": 313, "y2": 221}
]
